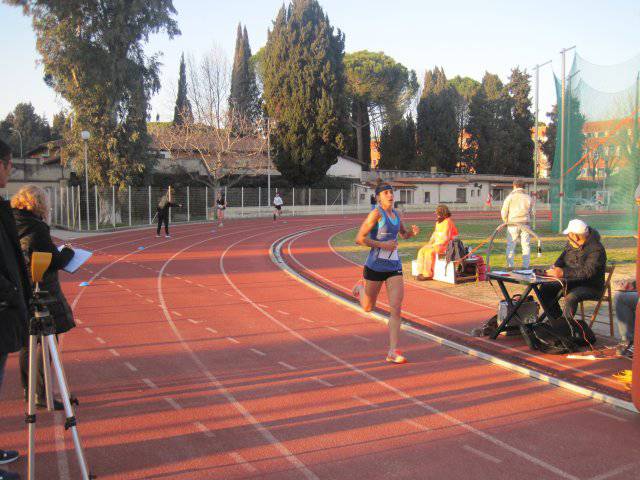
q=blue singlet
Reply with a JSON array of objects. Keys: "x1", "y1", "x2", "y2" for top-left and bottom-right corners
[{"x1": 364, "y1": 206, "x2": 402, "y2": 272}]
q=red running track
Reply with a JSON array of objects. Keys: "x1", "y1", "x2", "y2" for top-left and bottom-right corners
[{"x1": 0, "y1": 216, "x2": 638, "y2": 480}]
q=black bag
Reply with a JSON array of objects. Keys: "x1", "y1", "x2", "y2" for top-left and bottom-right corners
[
  {"x1": 519, "y1": 322, "x2": 578, "y2": 354},
  {"x1": 445, "y1": 238, "x2": 467, "y2": 272}
]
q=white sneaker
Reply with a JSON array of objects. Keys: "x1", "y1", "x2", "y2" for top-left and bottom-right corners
[{"x1": 165, "y1": 234, "x2": 170, "y2": 238}]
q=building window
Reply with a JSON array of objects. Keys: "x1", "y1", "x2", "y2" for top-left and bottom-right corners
[
  {"x1": 456, "y1": 188, "x2": 467, "y2": 203},
  {"x1": 400, "y1": 189, "x2": 414, "y2": 204},
  {"x1": 424, "y1": 192, "x2": 431, "y2": 203}
]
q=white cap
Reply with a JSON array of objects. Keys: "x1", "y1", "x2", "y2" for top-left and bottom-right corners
[{"x1": 562, "y1": 218, "x2": 588, "y2": 235}]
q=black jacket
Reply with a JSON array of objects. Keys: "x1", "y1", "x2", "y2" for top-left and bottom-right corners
[
  {"x1": 13, "y1": 209, "x2": 76, "y2": 334},
  {"x1": 0, "y1": 199, "x2": 31, "y2": 353},
  {"x1": 157, "y1": 198, "x2": 178, "y2": 214},
  {"x1": 554, "y1": 227, "x2": 606, "y2": 292}
]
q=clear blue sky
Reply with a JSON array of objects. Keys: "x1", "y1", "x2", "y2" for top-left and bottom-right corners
[{"x1": 1, "y1": 0, "x2": 638, "y2": 124}]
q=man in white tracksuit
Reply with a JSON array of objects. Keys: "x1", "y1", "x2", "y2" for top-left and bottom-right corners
[{"x1": 501, "y1": 180, "x2": 532, "y2": 269}]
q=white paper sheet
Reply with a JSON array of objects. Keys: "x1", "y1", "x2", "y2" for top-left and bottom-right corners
[{"x1": 57, "y1": 246, "x2": 93, "y2": 274}]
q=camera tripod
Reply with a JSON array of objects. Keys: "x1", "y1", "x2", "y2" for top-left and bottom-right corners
[{"x1": 26, "y1": 285, "x2": 94, "y2": 480}]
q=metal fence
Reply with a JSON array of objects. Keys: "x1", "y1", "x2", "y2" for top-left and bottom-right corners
[{"x1": 47, "y1": 185, "x2": 550, "y2": 232}]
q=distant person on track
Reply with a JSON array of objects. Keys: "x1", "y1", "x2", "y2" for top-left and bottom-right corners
[
  {"x1": 12, "y1": 185, "x2": 76, "y2": 411},
  {"x1": 0, "y1": 140, "x2": 30, "y2": 480},
  {"x1": 415, "y1": 205, "x2": 458, "y2": 280},
  {"x1": 370, "y1": 193, "x2": 376, "y2": 210},
  {"x1": 156, "y1": 187, "x2": 181, "y2": 238},
  {"x1": 352, "y1": 182, "x2": 419, "y2": 364},
  {"x1": 216, "y1": 192, "x2": 227, "y2": 227},
  {"x1": 273, "y1": 192, "x2": 283, "y2": 221},
  {"x1": 501, "y1": 180, "x2": 532, "y2": 269}
]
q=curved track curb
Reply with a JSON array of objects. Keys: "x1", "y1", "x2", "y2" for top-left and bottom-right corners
[{"x1": 270, "y1": 228, "x2": 638, "y2": 415}]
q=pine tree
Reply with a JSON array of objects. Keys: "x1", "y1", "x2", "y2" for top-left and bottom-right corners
[
  {"x1": 542, "y1": 104, "x2": 558, "y2": 170},
  {"x1": 416, "y1": 67, "x2": 458, "y2": 172},
  {"x1": 173, "y1": 53, "x2": 193, "y2": 125},
  {"x1": 262, "y1": 0, "x2": 347, "y2": 186},
  {"x1": 0, "y1": 103, "x2": 51, "y2": 155},
  {"x1": 229, "y1": 23, "x2": 261, "y2": 127}
]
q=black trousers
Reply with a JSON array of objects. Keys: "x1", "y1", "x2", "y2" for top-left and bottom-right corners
[
  {"x1": 537, "y1": 283, "x2": 602, "y2": 332},
  {"x1": 19, "y1": 335, "x2": 59, "y2": 398},
  {"x1": 157, "y1": 210, "x2": 169, "y2": 235}
]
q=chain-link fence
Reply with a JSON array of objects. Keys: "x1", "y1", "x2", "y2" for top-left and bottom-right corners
[{"x1": 47, "y1": 184, "x2": 550, "y2": 232}]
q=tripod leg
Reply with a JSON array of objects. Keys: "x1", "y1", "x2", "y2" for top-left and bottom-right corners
[
  {"x1": 26, "y1": 335, "x2": 38, "y2": 480},
  {"x1": 40, "y1": 334, "x2": 55, "y2": 411},
  {"x1": 46, "y1": 335, "x2": 92, "y2": 480}
]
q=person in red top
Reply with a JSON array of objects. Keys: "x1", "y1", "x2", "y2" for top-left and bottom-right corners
[{"x1": 416, "y1": 205, "x2": 458, "y2": 280}]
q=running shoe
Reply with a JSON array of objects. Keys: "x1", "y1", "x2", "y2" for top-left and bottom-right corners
[
  {"x1": 165, "y1": 234, "x2": 171, "y2": 238},
  {"x1": 0, "y1": 450, "x2": 18, "y2": 465},
  {"x1": 386, "y1": 350, "x2": 407, "y2": 364},
  {"x1": 352, "y1": 279, "x2": 364, "y2": 298},
  {"x1": 622, "y1": 343, "x2": 634, "y2": 359}
]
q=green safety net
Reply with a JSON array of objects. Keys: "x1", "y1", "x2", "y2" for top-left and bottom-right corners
[{"x1": 550, "y1": 52, "x2": 640, "y2": 235}]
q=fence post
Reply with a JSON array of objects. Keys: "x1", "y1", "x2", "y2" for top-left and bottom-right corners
[
  {"x1": 78, "y1": 186, "x2": 82, "y2": 230},
  {"x1": 66, "y1": 186, "x2": 70, "y2": 228},
  {"x1": 71, "y1": 185, "x2": 75, "y2": 230},
  {"x1": 60, "y1": 186, "x2": 63, "y2": 227},
  {"x1": 95, "y1": 186, "x2": 99, "y2": 230},
  {"x1": 357, "y1": 188, "x2": 360, "y2": 213},
  {"x1": 308, "y1": 188, "x2": 311, "y2": 211},
  {"x1": 205, "y1": 186, "x2": 208, "y2": 221},
  {"x1": 225, "y1": 186, "x2": 228, "y2": 213},
  {"x1": 259, "y1": 186, "x2": 261, "y2": 215},
  {"x1": 292, "y1": 187, "x2": 295, "y2": 216},
  {"x1": 112, "y1": 185, "x2": 116, "y2": 228},
  {"x1": 341, "y1": 189, "x2": 344, "y2": 216},
  {"x1": 325, "y1": 189, "x2": 328, "y2": 214},
  {"x1": 128, "y1": 185, "x2": 132, "y2": 226},
  {"x1": 148, "y1": 185, "x2": 152, "y2": 224},
  {"x1": 187, "y1": 185, "x2": 190, "y2": 222},
  {"x1": 241, "y1": 187, "x2": 244, "y2": 217},
  {"x1": 52, "y1": 188, "x2": 57, "y2": 225}
]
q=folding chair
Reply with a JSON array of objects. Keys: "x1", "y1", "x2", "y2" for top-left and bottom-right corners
[{"x1": 576, "y1": 265, "x2": 615, "y2": 336}]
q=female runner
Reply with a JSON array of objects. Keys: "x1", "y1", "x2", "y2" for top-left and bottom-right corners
[{"x1": 353, "y1": 182, "x2": 419, "y2": 363}]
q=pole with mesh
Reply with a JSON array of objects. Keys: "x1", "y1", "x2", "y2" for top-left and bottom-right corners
[{"x1": 94, "y1": 186, "x2": 98, "y2": 231}]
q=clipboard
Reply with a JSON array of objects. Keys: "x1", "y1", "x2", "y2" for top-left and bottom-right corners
[{"x1": 57, "y1": 246, "x2": 93, "y2": 274}]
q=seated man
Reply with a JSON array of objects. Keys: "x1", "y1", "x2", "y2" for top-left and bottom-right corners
[
  {"x1": 613, "y1": 278, "x2": 636, "y2": 359},
  {"x1": 538, "y1": 219, "x2": 606, "y2": 335},
  {"x1": 416, "y1": 205, "x2": 458, "y2": 280}
]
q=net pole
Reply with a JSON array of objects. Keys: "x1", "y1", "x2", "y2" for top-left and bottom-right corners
[
  {"x1": 533, "y1": 60, "x2": 551, "y2": 230},
  {"x1": 634, "y1": 192, "x2": 640, "y2": 410},
  {"x1": 559, "y1": 46, "x2": 575, "y2": 232},
  {"x1": 94, "y1": 186, "x2": 98, "y2": 231}
]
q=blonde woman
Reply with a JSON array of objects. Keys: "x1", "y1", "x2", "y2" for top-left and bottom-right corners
[{"x1": 11, "y1": 185, "x2": 75, "y2": 410}]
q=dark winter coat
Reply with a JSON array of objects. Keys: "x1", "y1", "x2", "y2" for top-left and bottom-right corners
[
  {"x1": 13, "y1": 209, "x2": 76, "y2": 334},
  {"x1": 0, "y1": 199, "x2": 32, "y2": 353},
  {"x1": 157, "y1": 197, "x2": 178, "y2": 214},
  {"x1": 554, "y1": 227, "x2": 607, "y2": 292}
]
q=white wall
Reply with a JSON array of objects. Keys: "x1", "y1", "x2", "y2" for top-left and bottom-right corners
[{"x1": 327, "y1": 156, "x2": 362, "y2": 179}]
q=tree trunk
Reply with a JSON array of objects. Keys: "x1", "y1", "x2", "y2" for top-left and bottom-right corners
[{"x1": 354, "y1": 100, "x2": 370, "y2": 166}]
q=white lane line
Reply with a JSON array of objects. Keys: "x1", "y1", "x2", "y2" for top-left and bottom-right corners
[
  {"x1": 145, "y1": 298, "x2": 154, "y2": 303},
  {"x1": 84, "y1": 327, "x2": 94, "y2": 334},
  {"x1": 108, "y1": 349, "x2": 120, "y2": 357},
  {"x1": 588, "y1": 408, "x2": 628, "y2": 422},
  {"x1": 462, "y1": 445, "x2": 502, "y2": 464},
  {"x1": 96, "y1": 337, "x2": 106, "y2": 344},
  {"x1": 135, "y1": 293, "x2": 143, "y2": 298},
  {"x1": 172, "y1": 311, "x2": 182, "y2": 317},
  {"x1": 588, "y1": 462, "x2": 640, "y2": 480},
  {"x1": 124, "y1": 288, "x2": 132, "y2": 293},
  {"x1": 205, "y1": 327, "x2": 218, "y2": 334},
  {"x1": 116, "y1": 284, "x2": 123, "y2": 288},
  {"x1": 327, "y1": 326, "x2": 340, "y2": 332},
  {"x1": 108, "y1": 280, "x2": 115, "y2": 284},
  {"x1": 300, "y1": 317, "x2": 314, "y2": 323},
  {"x1": 310, "y1": 376, "x2": 333, "y2": 387},
  {"x1": 194, "y1": 421, "x2": 215, "y2": 438},
  {"x1": 226, "y1": 336, "x2": 240, "y2": 344},
  {"x1": 229, "y1": 452, "x2": 258, "y2": 473},
  {"x1": 258, "y1": 304, "x2": 269, "y2": 309},
  {"x1": 124, "y1": 362, "x2": 138, "y2": 372},
  {"x1": 352, "y1": 334, "x2": 371, "y2": 342},
  {"x1": 277, "y1": 310, "x2": 290, "y2": 315},
  {"x1": 278, "y1": 361, "x2": 297, "y2": 371},
  {"x1": 164, "y1": 397, "x2": 183, "y2": 411},
  {"x1": 223, "y1": 232, "x2": 580, "y2": 480},
  {"x1": 158, "y1": 229, "x2": 318, "y2": 480},
  {"x1": 223, "y1": 292, "x2": 233, "y2": 297},
  {"x1": 404, "y1": 418, "x2": 430, "y2": 432},
  {"x1": 197, "y1": 283, "x2": 206, "y2": 288},
  {"x1": 184, "y1": 279, "x2": 193, "y2": 284},
  {"x1": 188, "y1": 318, "x2": 199, "y2": 324},
  {"x1": 175, "y1": 276, "x2": 182, "y2": 280},
  {"x1": 353, "y1": 395, "x2": 376, "y2": 408},
  {"x1": 142, "y1": 378, "x2": 158, "y2": 389},
  {"x1": 54, "y1": 411, "x2": 70, "y2": 479},
  {"x1": 75, "y1": 318, "x2": 83, "y2": 325},
  {"x1": 250, "y1": 348, "x2": 267, "y2": 356}
]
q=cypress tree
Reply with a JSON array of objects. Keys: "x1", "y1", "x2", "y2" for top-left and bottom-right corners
[
  {"x1": 378, "y1": 115, "x2": 417, "y2": 170},
  {"x1": 262, "y1": 0, "x2": 347, "y2": 186},
  {"x1": 416, "y1": 67, "x2": 458, "y2": 172},
  {"x1": 173, "y1": 53, "x2": 193, "y2": 125},
  {"x1": 507, "y1": 67, "x2": 534, "y2": 176},
  {"x1": 229, "y1": 23, "x2": 261, "y2": 126}
]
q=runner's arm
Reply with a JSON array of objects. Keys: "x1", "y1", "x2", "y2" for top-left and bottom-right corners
[
  {"x1": 399, "y1": 221, "x2": 419, "y2": 240},
  {"x1": 355, "y1": 209, "x2": 383, "y2": 248}
]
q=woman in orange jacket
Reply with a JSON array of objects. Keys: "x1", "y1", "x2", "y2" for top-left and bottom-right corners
[{"x1": 416, "y1": 205, "x2": 458, "y2": 280}]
